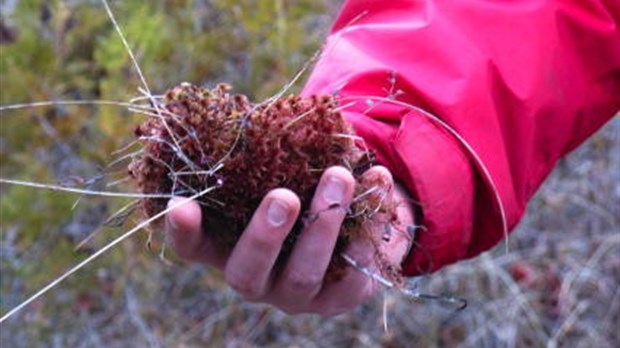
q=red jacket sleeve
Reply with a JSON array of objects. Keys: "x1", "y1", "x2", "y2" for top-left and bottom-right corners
[{"x1": 302, "y1": 0, "x2": 620, "y2": 276}]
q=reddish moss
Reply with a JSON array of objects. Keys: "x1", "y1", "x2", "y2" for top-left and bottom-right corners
[{"x1": 129, "y1": 83, "x2": 397, "y2": 275}]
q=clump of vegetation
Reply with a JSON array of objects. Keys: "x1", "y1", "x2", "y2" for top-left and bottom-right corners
[{"x1": 129, "y1": 82, "x2": 399, "y2": 277}]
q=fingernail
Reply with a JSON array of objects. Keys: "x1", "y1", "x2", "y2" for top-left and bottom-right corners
[
  {"x1": 323, "y1": 176, "x2": 345, "y2": 204},
  {"x1": 166, "y1": 199, "x2": 179, "y2": 230},
  {"x1": 267, "y1": 199, "x2": 289, "y2": 227}
]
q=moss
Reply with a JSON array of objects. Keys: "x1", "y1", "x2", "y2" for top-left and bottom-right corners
[{"x1": 129, "y1": 83, "x2": 397, "y2": 275}]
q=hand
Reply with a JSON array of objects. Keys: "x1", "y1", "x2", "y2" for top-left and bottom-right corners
[{"x1": 165, "y1": 166, "x2": 415, "y2": 316}]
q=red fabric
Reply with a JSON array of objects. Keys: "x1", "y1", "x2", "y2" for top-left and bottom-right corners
[{"x1": 302, "y1": 0, "x2": 620, "y2": 276}]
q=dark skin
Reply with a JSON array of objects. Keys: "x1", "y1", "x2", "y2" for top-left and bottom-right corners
[{"x1": 165, "y1": 166, "x2": 414, "y2": 316}]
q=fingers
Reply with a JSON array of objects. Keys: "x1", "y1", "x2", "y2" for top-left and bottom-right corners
[
  {"x1": 165, "y1": 197, "x2": 227, "y2": 269},
  {"x1": 224, "y1": 189, "x2": 300, "y2": 300},
  {"x1": 363, "y1": 166, "x2": 415, "y2": 266},
  {"x1": 271, "y1": 166, "x2": 355, "y2": 307},
  {"x1": 382, "y1": 182, "x2": 416, "y2": 265},
  {"x1": 358, "y1": 166, "x2": 413, "y2": 264},
  {"x1": 304, "y1": 166, "x2": 395, "y2": 315},
  {"x1": 359, "y1": 165, "x2": 393, "y2": 197},
  {"x1": 311, "y1": 238, "x2": 377, "y2": 316},
  {"x1": 167, "y1": 165, "x2": 403, "y2": 316}
]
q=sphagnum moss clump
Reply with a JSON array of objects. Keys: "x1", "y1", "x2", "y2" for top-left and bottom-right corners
[{"x1": 129, "y1": 82, "x2": 398, "y2": 276}]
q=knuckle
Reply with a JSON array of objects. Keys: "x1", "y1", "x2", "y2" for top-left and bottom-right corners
[
  {"x1": 358, "y1": 282, "x2": 376, "y2": 303},
  {"x1": 225, "y1": 271, "x2": 262, "y2": 299},
  {"x1": 247, "y1": 230, "x2": 281, "y2": 251},
  {"x1": 284, "y1": 271, "x2": 323, "y2": 294},
  {"x1": 304, "y1": 210, "x2": 343, "y2": 237}
]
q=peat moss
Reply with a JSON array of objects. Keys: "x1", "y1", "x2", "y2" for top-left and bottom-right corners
[{"x1": 129, "y1": 83, "x2": 396, "y2": 274}]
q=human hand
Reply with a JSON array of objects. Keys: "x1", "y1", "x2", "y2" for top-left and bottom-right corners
[{"x1": 165, "y1": 166, "x2": 415, "y2": 316}]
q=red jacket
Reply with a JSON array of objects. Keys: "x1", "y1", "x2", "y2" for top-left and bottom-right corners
[{"x1": 302, "y1": 0, "x2": 620, "y2": 276}]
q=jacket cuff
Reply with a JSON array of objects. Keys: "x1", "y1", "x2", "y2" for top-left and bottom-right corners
[{"x1": 346, "y1": 110, "x2": 476, "y2": 276}]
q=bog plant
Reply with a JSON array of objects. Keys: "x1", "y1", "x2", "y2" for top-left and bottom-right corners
[{"x1": 129, "y1": 82, "x2": 398, "y2": 276}]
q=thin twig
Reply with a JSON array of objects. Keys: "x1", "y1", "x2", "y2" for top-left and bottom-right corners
[
  {"x1": 0, "y1": 100, "x2": 141, "y2": 112},
  {"x1": 0, "y1": 178, "x2": 174, "y2": 199},
  {"x1": 0, "y1": 187, "x2": 217, "y2": 323},
  {"x1": 339, "y1": 95, "x2": 510, "y2": 252}
]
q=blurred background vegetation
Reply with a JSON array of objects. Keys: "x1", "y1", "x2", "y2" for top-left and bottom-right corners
[{"x1": 0, "y1": 1, "x2": 618, "y2": 347}]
